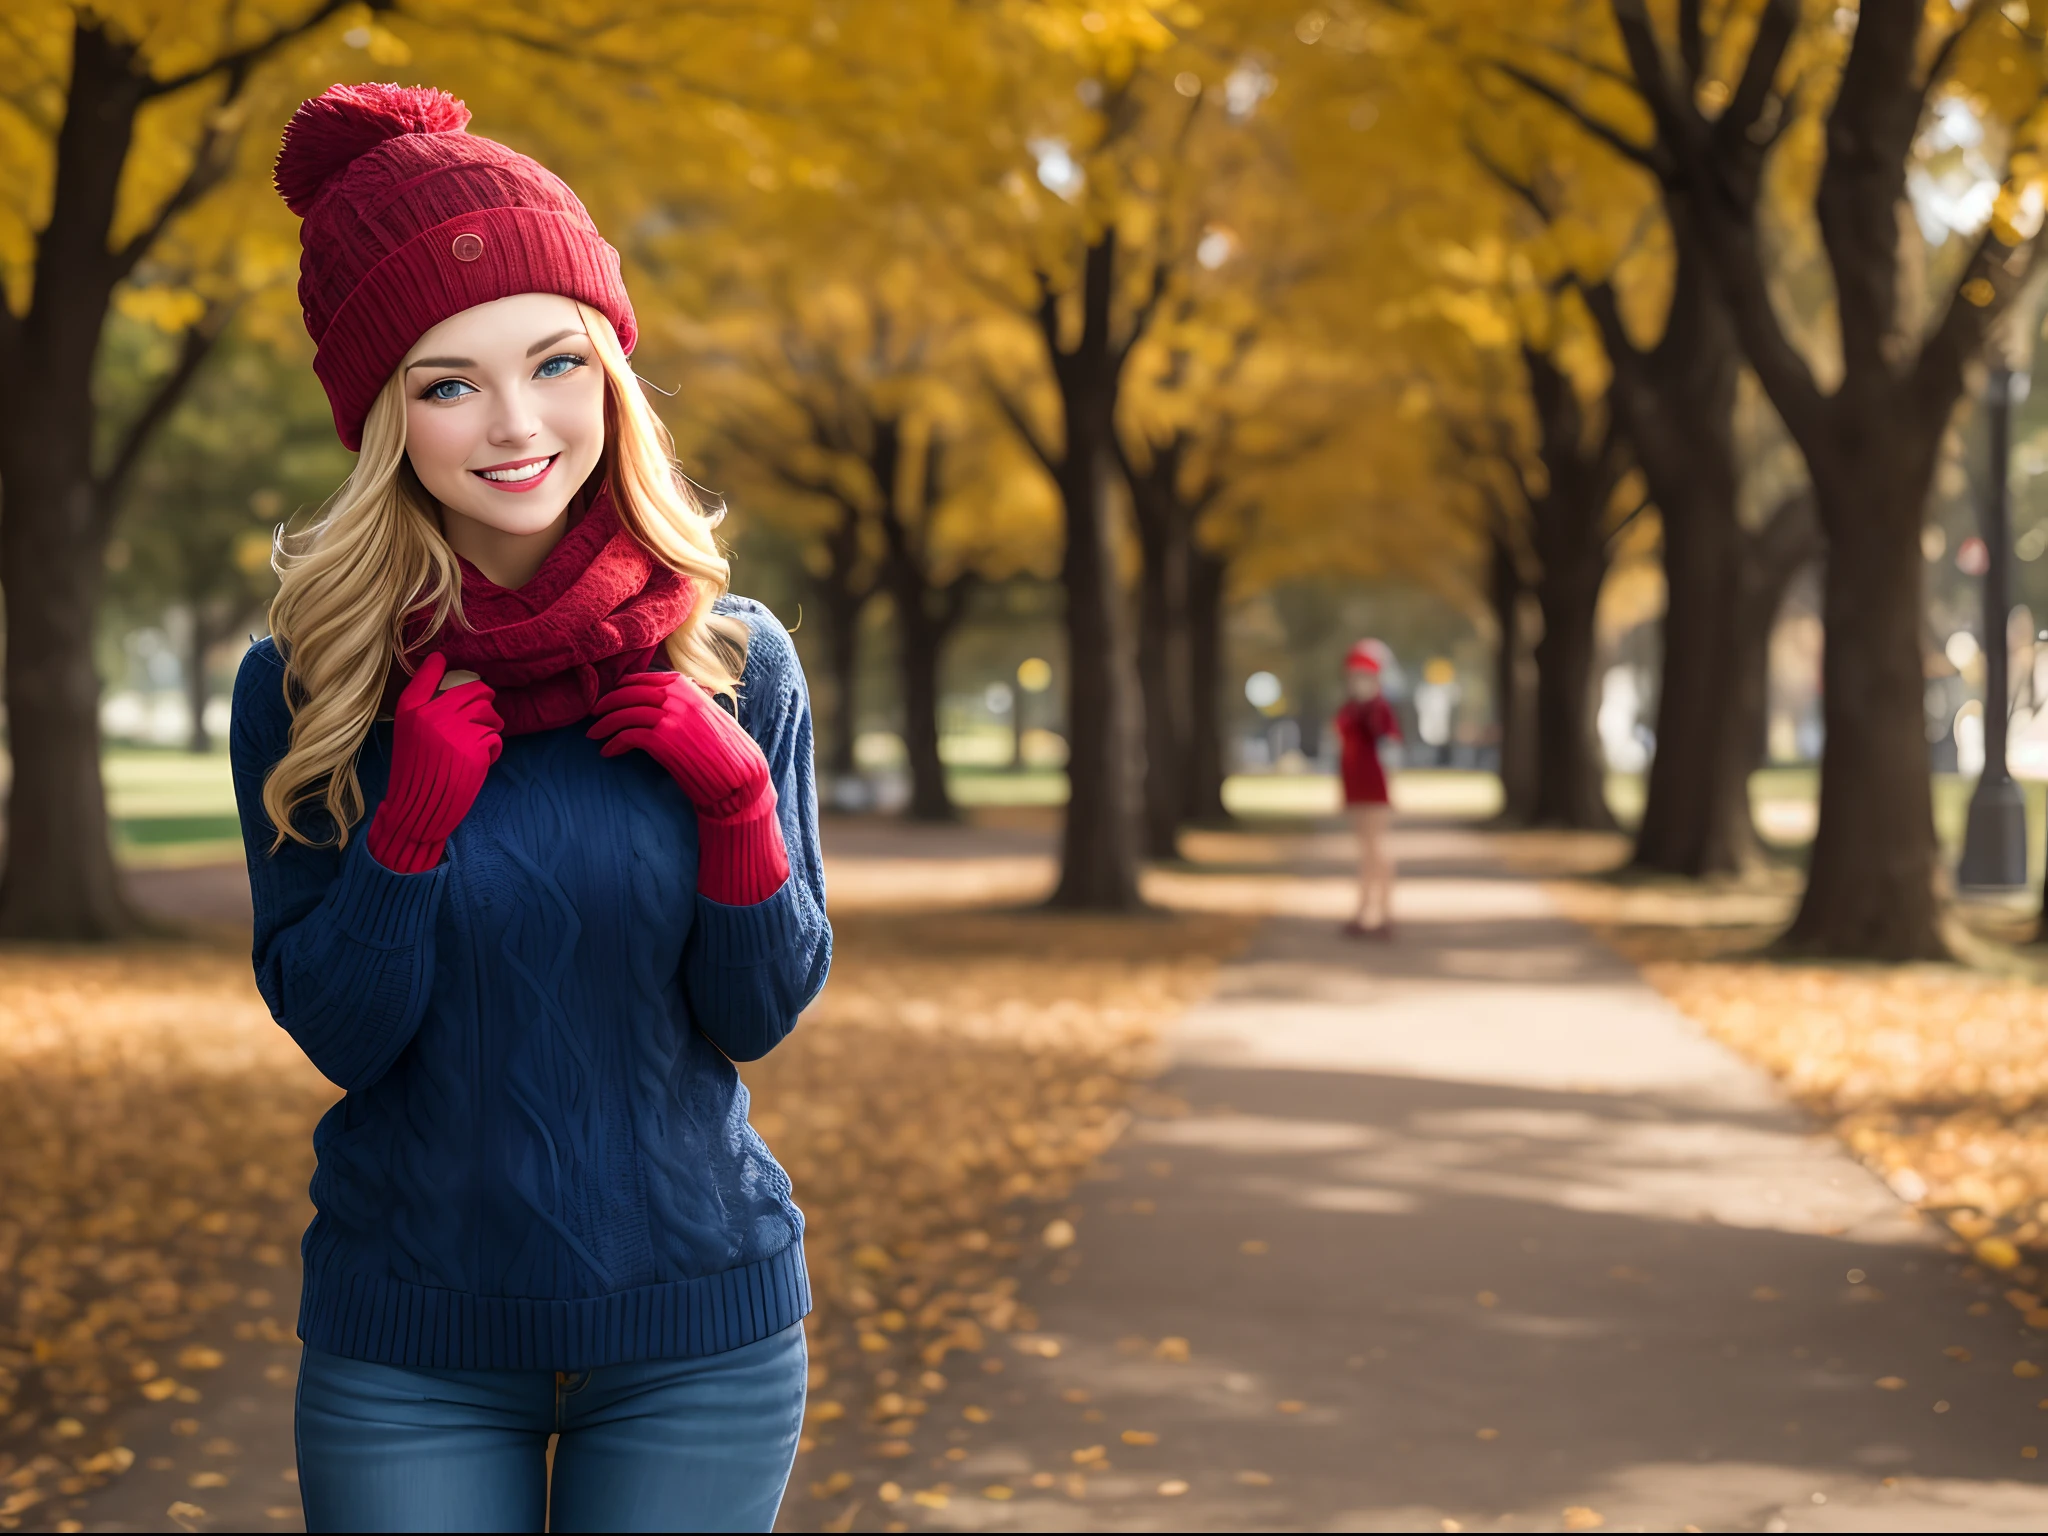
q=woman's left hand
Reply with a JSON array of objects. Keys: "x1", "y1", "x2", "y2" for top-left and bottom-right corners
[{"x1": 587, "y1": 671, "x2": 772, "y2": 820}]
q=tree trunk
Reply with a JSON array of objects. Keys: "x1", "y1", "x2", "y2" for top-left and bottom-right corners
[
  {"x1": 0, "y1": 24, "x2": 148, "y2": 938},
  {"x1": 893, "y1": 603, "x2": 954, "y2": 822},
  {"x1": 1522, "y1": 347, "x2": 1624, "y2": 831},
  {"x1": 1186, "y1": 546, "x2": 1229, "y2": 824},
  {"x1": 1053, "y1": 433, "x2": 1143, "y2": 906},
  {"x1": 1033, "y1": 234, "x2": 1146, "y2": 909},
  {"x1": 1583, "y1": 243, "x2": 1758, "y2": 874},
  {"x1": 1782, "y1": 458, "x2": 1946, "y2": 957},
  {"x1": 1490, "y1": 528, "x2": 1539, "y2": 823},
  {"x1": 1129, "y1": 441, "x2": 1193, "y2": 859},
  {"x1": 0, "y1": 424, "x2": 131, "y2": 937},
  {"x1": 1531, "y1": 542, "x2": 1613, "y2": 829},
  {"x1": 814, "y1": 505, "x2": 867, "y2": 782},
  {"x1": 186, "y1": 605, "x2": 217, "y2": 755}
]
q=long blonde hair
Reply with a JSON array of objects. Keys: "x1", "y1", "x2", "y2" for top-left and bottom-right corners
[{"x1": 262, "y1": 303, "x2": 746, "y2": 850}]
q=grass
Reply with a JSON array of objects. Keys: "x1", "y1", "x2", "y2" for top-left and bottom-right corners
[{"x1": 86, "y1": 741, "x2": 2048, "y2": 882}]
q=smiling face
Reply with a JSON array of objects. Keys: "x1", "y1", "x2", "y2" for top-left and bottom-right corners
[{"x1": 401, "y1": 292, "x2": 606, "y2": 587}]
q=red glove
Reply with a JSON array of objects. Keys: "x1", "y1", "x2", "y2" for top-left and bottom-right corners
[
  {"x1": 367, "y1": 653, "x2": 504, "y2": 875},
  {"x1": 586, "y1": 671, "x2": 790, "y2": 904}
]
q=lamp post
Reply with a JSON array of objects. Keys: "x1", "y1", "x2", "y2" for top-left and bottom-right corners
[{"x1": 1958, "y1": 304, "x2": 2035, "y2": 890}]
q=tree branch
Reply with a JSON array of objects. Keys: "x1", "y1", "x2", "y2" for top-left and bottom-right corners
[
  {"x1": 95, "y1": 302, "x2": 232, "y2": 514},
  {"x1": 1712, "y1": 0, "x2": 1797, "y2": 159},
  {"x1": 142, "y1": 0, "x2": 357, "y2": 98},
  {"x1": 1486, "y1": 58, "x2": 1665, "y2": 174}
]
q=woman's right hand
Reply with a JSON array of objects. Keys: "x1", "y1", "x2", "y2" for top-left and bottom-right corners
[{"x1": 366, "y1": 652, "x2": 504, "y2": 874}]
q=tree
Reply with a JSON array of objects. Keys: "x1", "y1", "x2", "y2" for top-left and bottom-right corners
[
  {"x1": 1592, "y1": 0, "x2": 2048, "y2": 955},
  {"x1": 0, "y1": 1, "x2": 356, "y2": 938},
  {"x1": 103, "y1": 321, "x2": 351, "y2": 752},
  {"x1": 1465, "y1": 128, "x2": 1822, "y2": 872}
]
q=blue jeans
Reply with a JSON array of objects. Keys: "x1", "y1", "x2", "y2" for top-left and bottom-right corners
[{"x1": 294, "y1": 1323, "x2": 806, "y2": 1533}]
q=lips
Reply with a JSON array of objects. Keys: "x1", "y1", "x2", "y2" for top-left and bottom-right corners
[{"x1": 472, "y1": 453, "x2": 558, "y2": 492}]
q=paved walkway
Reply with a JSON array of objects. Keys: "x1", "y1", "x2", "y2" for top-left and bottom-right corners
[{"x1": 851, "y1": 823, "x2": 2048, "y2": 1533}]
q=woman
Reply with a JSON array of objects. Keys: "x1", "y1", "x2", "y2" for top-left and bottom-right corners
[
  {"x1": 229, "y1": 84, "x2": 829, "y2": 1532},
  {"x1": 1334, "y1": 640, "x2": 1401, "y2": 938}
]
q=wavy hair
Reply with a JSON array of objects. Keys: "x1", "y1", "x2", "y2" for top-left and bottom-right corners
[{"x1": 261, "y1": 304, "x2": 746, "y2": 849}]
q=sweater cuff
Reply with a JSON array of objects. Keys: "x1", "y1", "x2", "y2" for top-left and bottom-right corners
[
  {"x1": 693, "y1": 879, "x2": 808, "y2": 967},
  {"x1": 696, "y1": 789, "x2": 790, "y2": 906},
  {"x1": 334, "y1": 831, "x2": 448, "y2": 950}
]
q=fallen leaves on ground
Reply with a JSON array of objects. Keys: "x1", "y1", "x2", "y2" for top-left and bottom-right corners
[
  {"x1": 746, "y1": 888, "x2": 1241, "y2": 1482},
  {"x1": 0, "y1": 948, "x2": 332, "y2": 1529},
  {"x1": 0, "y1": 842, "x2": 1242, "y2": 1530},
  {"x1": 1535, "y1": 846, "x2": 2048, "y2": 1281}
]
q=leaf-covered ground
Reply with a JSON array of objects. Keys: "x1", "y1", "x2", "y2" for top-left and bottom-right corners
[
  {"x1": 1519, "y1": 830, "x2": 2048, "y2": 1312},
  {"x1": 0, "y1": 853, "x2": 1241, "y2": 1532}
]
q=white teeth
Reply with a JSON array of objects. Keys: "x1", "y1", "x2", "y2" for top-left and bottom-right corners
[{"x1": 480, "y1": 458, "x2": 551, "y2": 483}]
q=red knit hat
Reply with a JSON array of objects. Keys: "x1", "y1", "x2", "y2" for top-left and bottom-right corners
[
  {"x1": 1345, "y1": 639, "x2": 1385, "y2": 673},
  {"x1": 275, "y1": 83, "x2": 637, "y2": 451}
]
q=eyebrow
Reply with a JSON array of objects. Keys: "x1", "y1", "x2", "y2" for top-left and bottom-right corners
[{"x1": 404, "y1": 331, "x2": 587, "y2": 373}]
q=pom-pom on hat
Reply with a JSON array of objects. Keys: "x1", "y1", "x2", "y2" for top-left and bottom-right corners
[{"x1": 275, "y1": 83, "x2": 636, "y2": 450}]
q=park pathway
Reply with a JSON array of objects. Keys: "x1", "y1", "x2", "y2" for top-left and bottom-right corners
[{"x1": 869, "y1": 822, "x2": 2048, "y2": 1534}]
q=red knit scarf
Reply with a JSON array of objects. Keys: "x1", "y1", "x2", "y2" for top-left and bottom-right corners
[{"x1": 403, "y1": 485, "x2": 696, "y2": 735}]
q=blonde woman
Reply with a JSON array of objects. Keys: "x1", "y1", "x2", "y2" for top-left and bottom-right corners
[{"x1": 229, "y1": 85, "x2": 828, "y2": 1532}]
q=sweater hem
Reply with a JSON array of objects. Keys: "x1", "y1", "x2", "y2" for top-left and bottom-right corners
[{"x1": 297, "y1": 1237, "x2": 810, "y2": 1371}]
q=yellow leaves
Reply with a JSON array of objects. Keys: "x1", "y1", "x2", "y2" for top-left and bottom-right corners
[
  {"x1": 74, "y1": 1447, "x2": 133, "y2": 1477},
  {"x1": 1071, "y1": 1443, "x2": 1109, "y2": 1466},
  {"x1": 983, "y1": 1483, "x2": 1015, "y2": 1499},
  {"x1": 1475, "y1": 1290, "x2": 1500, "y2": 1308},
  {"x1": 1120, "y1": 1428, "x2": 1158, "y2": 1445},
  {"x1": 1964, "y1": 277, "x2": 1998, "y2": 307},
  {"x1": 810, "y1": 1469, "x2": 854, "y2": 1499},
  {"x1": 114, "y1": 286, "x2": 208, "y2": 334},
  {"x1": 1945, "y1": 1346, "x2": 1973, "y2": 1361},
  {"x1": 1158, "y1": 1478, "x2": 1189, "y2": 1495},
  {"x1": 186, "y1": 1471, "x2": 228, "y2": 1489},
  {"x1": 1239, "y1": 1238, "x2": 1268, "y2": 1254},
  {"x1": 1876, "y1": 1376, "x2": 1907, "y2": 1390},
  {"x1": 1475, "y1": 1427, "x2": 1500, "y2": 1441},
  {"x1": 2018, "y1": 1360, "x2": 2044, "y2": 1378},
  {"x1": 1978, "y1": 1237, "x2": 2022, "y2": 1271},
  {"x1": 1041, "y1": 1219, "x2": 1077, "y2": 1250},
  {"x1": 1153, "y1": 1335, "x2": 1191, "y2": 1362},
  {"x1": 139, "y1": 1378, "x2": 180, "y2": 1402},
  {"x1": 1276, "y1": 1398, "x2": 1305, "y2": 1414},
  {"x1": 176, "y1": 1345, "x2": 223, "y2": 1371},
  {"x1": 1562, "y1": 1508, "x2": 1604, "y2": 1531},
  {"x1": 962, "y1": 1404, "x2": 991, "y2": 1422}
]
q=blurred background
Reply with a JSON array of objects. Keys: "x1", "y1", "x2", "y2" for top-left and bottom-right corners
[{"x1": 7, "y1": 0, "x2": 2047, "y2": 932}]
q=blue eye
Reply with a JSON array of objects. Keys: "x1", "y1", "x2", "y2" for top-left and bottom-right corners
[
  {"x1": 535, "y1": 353, "x2": 585, "y2": 379},
  {"x1": 422, "y1": 378, "x2": 474, "y2": 402}
]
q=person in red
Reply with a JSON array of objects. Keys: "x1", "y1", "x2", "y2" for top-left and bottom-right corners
[{"x1": 1335, "y1": 640, "x2": 1402, "y2": 938}]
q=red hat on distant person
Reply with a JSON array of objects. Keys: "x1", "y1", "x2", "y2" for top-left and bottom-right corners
[
  {"x1": 1345, "y1": 639, "x2": 1384, "y2": 673},
  {"x1": 274, "y1": 83, "x2": 637, "y2": 451}
]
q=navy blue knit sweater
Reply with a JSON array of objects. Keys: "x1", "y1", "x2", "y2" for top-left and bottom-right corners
[{"x1": 228, "y1": 596, "x2": 830, "y2": 1371}]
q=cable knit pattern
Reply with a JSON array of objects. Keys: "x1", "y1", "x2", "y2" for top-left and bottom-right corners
[{"x1": 230, "y1": 597, "x2": 829, "y2": 1370}]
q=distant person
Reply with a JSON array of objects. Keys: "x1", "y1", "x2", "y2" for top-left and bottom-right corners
[
  {"x1": 230, "y1": 85, "x2": 829, "y2": 1533},
  {"x1": 1336, "y1": 640, "x2": 1401, "y2": 937}
]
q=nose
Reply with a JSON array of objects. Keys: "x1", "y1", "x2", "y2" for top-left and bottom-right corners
[{"x1": 485, "y1": 380, "x2": 543, "y2": 448}]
